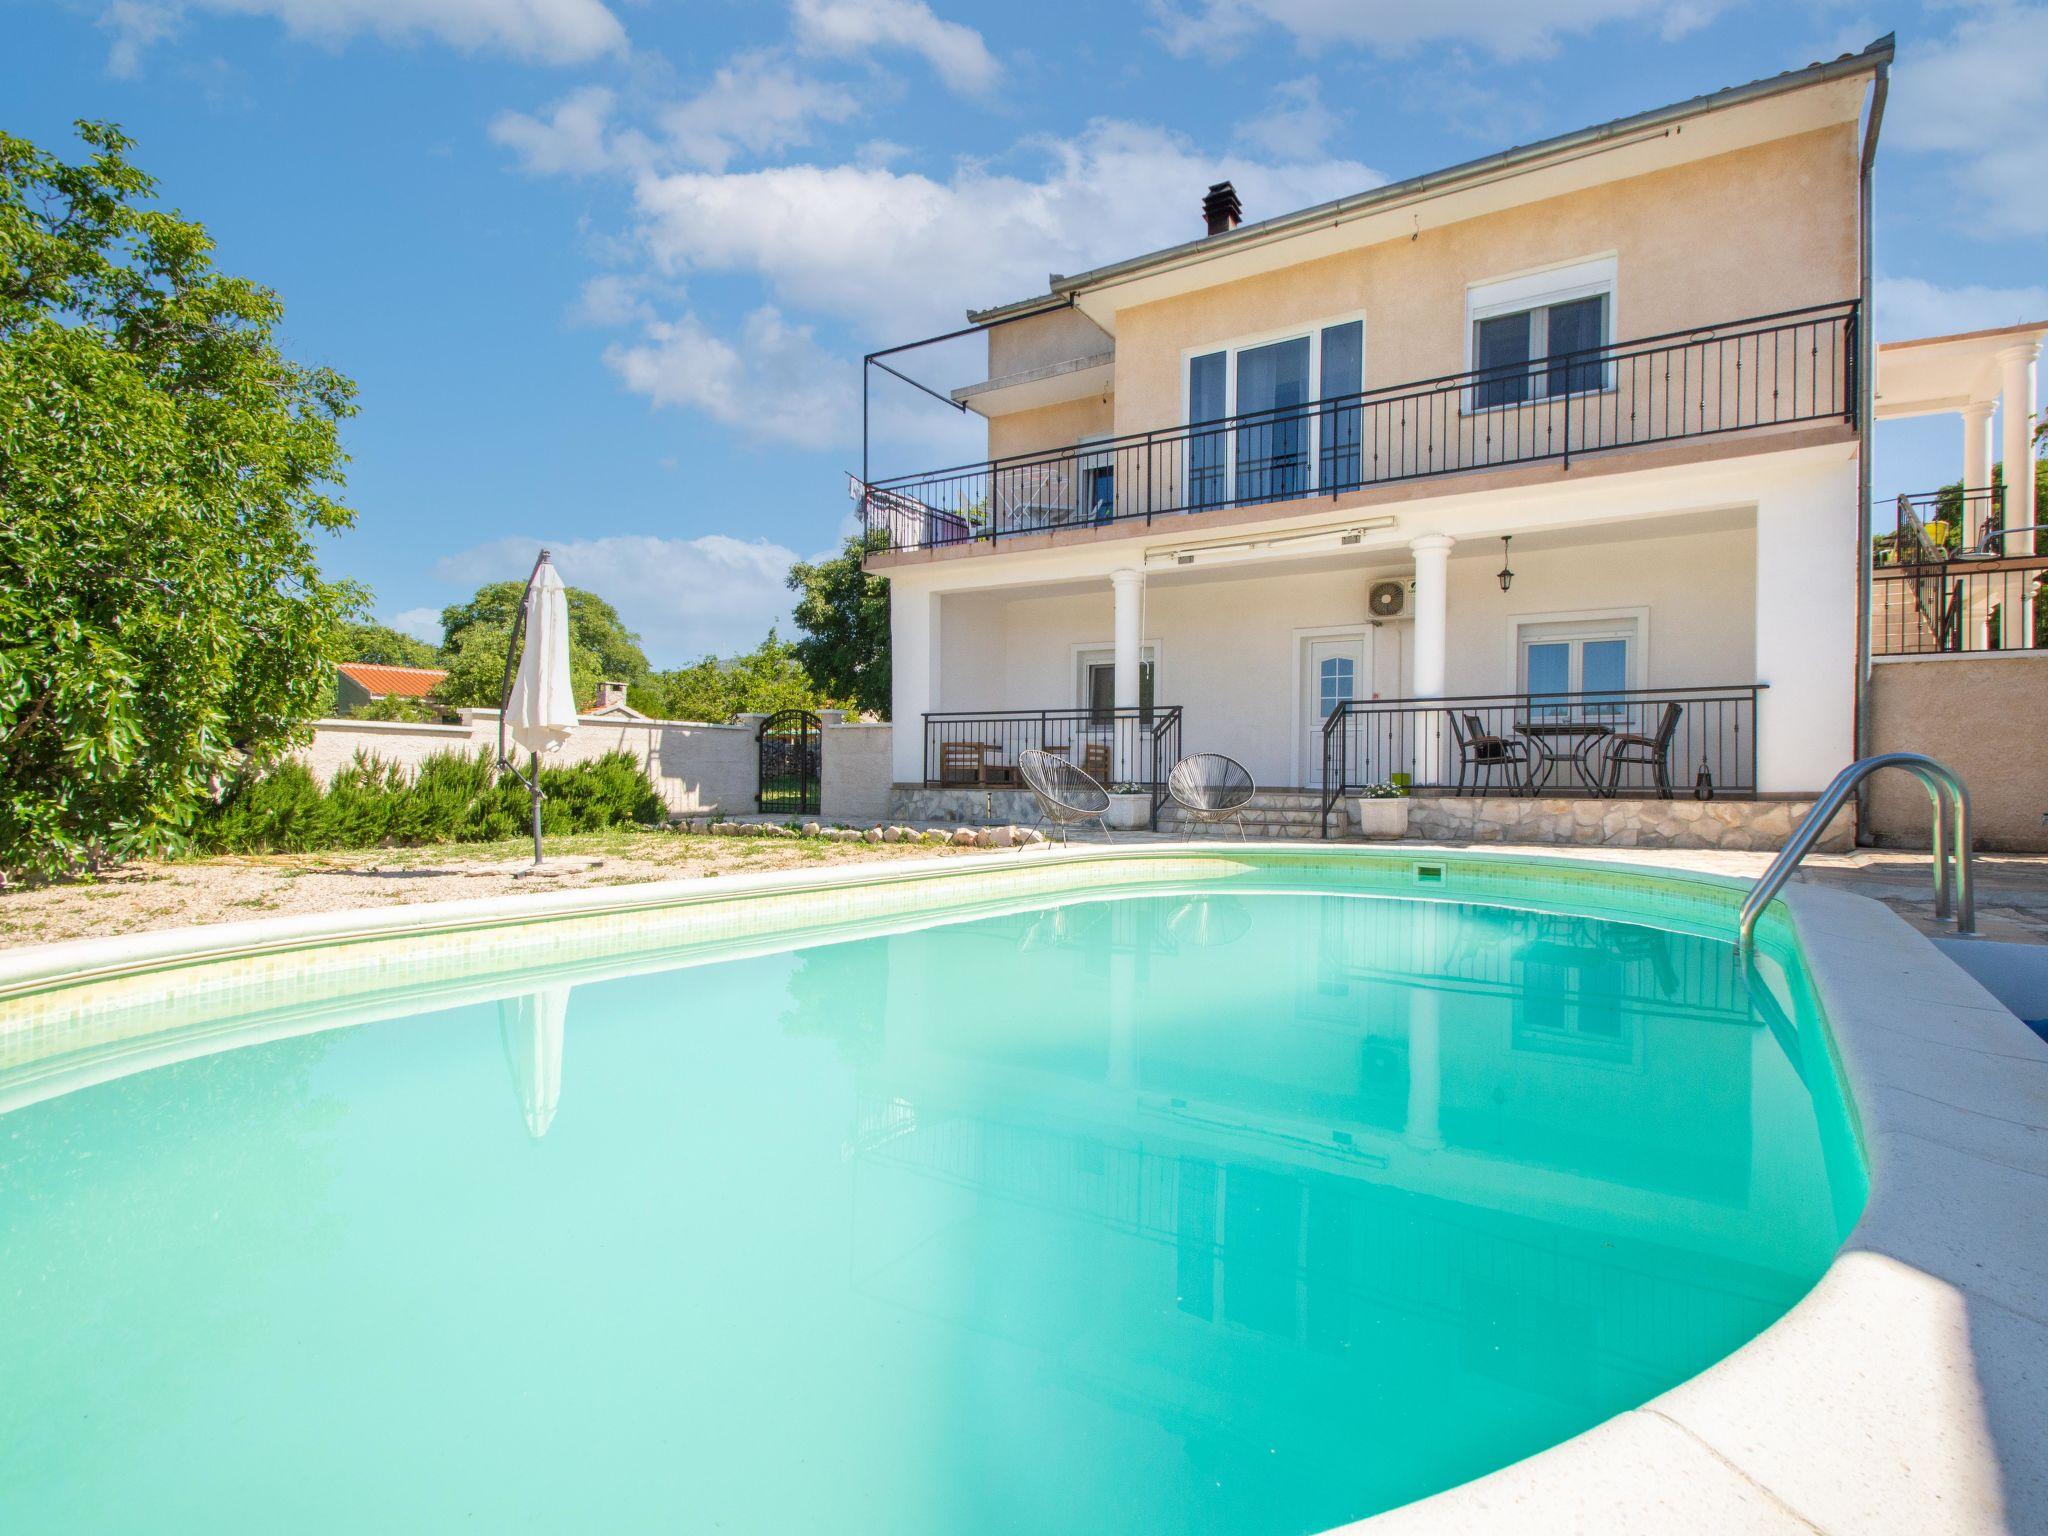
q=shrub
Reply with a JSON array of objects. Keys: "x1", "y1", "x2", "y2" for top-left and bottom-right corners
[{"x1": 195, "y1": 749, "x2": 663, "y2": 854}]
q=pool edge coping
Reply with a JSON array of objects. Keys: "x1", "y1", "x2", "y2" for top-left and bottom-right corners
[
  {"x1": 3, "y1": 842, "x2": 2041, "y2": 1533},
  {"x1": 1349, "y1": 878, "x2": 2048, "y2": 1536}
]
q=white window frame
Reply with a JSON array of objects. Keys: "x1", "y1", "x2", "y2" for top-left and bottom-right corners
[
  {"x1": 1181, "y1": 311, "x2": 1367, "y2": 503},
  {"x1": 1464, "y1": 255, "x2": 1618, "y2": 415},
  {"x1": 1072, "y1": 641, "x2": 1159, "y2": 713},
  {"x1": 1513, "y1": 607, "x2": 1646, "y2": 714}
]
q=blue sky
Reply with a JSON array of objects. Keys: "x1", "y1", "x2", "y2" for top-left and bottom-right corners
[{"x1": 8, "y1": 0, "x2": 2046, "y2": 665}]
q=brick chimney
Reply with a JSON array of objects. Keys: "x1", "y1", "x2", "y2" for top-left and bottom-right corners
[
  {"x1": 594, "y1": 680, "x2": 629, "y2": 711},
  {"x1": 1203, "y1": 181, "x2": 1242, "y2": 237}
]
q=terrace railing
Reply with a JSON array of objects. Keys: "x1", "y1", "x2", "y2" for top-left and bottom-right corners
[
  {"x1": 1318, "y1": 685, "x2": 1765, "y2": 837},
  {"x1": 860, "y1": 301, "x2": 1858, "y2": 555},
  {"x1": 923, "y1": 706, "x2": 1183, "y2": 828},
  {"x1": 1872, "y1": 487, "x2": 2045, "y2": 655}
]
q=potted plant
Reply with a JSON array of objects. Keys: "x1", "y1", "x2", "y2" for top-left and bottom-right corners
[
  {"x1": 1105, "y1": 783, "x2": 1153, "y2": 831},
  {"x1": 1352, "y1": 782, "x2": 1410, "y2": 839}
]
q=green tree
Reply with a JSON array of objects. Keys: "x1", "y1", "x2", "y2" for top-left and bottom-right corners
[
  {"x1": 787, "y1": 531, "x2": 890, "y2": 717},
  {"x1": 434, "y1": 579, "x2": 651, "y2": 709},
  {"x1": 633, "y1": 632, "x2": 833, "y2": 722},
  {"x1": 340, "y1": 620, "x2": 440, "y2": 669},
  {"x1": 0, "y1": 122, "x2": 360, "y2": 880}
]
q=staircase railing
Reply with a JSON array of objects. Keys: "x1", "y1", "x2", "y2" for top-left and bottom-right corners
[{"x1": 1738, "y1": 752, "x2": 1974, "y2": 952}]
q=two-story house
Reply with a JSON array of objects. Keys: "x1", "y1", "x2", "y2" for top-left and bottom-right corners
[{"x1": 857, "y1": 39, "x2": 1891, "y2": 842}]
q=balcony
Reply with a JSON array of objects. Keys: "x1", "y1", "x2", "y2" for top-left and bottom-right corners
[
  {"x1": 1873, "y1": 486, "x2": 2045, "y2": 655},
  {"x1": 860, "y1": 301, "x2": 1858, "y2": 557}
]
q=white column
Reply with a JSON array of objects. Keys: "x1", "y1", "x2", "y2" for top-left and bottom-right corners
[
  {"x1": 1997, "y1": 343, "x2": 2038, "y2": 647},
  {"x1": 889, "y1": 582, "x2": 941, "y2": 784},
  {"x1": 1111, "y1": 568, "x2": 1144, "y2": 781},
  {"x1": 1754, "y1": 460, "x2": 1859, "y2": 793},
  {"x1": 1409, "y1": 534, "x2": 1454, "y2": 786},
  {"x1": 1962, "y1": 400, "x2": 1995, "y2": 532},
  {"x1": 1404, "y1": 985, "x2": 1443, "y2": 1151}
]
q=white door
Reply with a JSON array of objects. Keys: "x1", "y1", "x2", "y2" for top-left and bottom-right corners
[{"x1": 1301, "y1": 634, "x2": 1368, "y2": 787}]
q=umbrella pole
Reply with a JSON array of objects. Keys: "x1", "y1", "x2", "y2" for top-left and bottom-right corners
[{"x1": 530, "y1": 751, "x2": 543, "y2": 866}]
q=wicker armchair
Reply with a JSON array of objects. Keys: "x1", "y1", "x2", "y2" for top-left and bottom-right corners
[
  {"x1": 1166, "y1": 753, "x2": 1256, "y2": 839},
  {"x1": 1018, "y1": 749, "x2": 1114, "y2": 843}
]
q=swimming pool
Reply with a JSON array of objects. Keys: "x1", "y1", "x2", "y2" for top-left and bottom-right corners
[{"x1": 0, "y1": 853, "x2": 1867, "y2": 1533}]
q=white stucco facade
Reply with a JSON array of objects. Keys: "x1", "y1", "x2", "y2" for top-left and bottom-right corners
[{"x1": 886, "y1": 443, "x2": 1859, "y2": 796}]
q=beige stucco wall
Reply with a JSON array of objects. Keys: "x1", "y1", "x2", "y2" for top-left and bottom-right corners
[
  {"x1": 1867, "y1": 655, "x2": 2048, "y2": 851},
  {"x1": 987, "y1": 307, "x2": 1113, "y2": 378},
  {"x1": 1109, "y1": 126, "x2": 1857, "y2": 443},
  {"x1": 934, "y1": 518, "x2": 1755, "y2": 786},
  {"x1": 299, "y1": 711, "x2": 758, "y2": 816},
  {"x1": 820, "y1": 723, "x2": 894, "y2": 823},
  {"x1": 987, "y1": 394, "x2": 1115, "y2": 463}
]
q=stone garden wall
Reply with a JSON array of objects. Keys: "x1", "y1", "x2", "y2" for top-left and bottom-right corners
[{"x1": 1404, "y1": 794, "x2": 1852, "y2": 852}]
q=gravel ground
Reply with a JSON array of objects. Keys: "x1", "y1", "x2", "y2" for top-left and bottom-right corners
[
  {"x1": 0, "y1": 829, "x2": 984, "y2": 949},
  {"x1": 5, "y1": 832, "x2": 2043, "y2": 952}
]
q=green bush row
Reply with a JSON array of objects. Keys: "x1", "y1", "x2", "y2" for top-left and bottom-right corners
[{"x1": 195, "y1": 749, "x2": 665, "y2": 854}]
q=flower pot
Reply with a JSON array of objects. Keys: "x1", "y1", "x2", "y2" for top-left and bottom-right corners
[
  {"x1": 1352, "y1": 797, "x2": 1410, "y2": 840},
  {"x1": 1105, "y1": 792, "x2": 1152, "y2": 831}
]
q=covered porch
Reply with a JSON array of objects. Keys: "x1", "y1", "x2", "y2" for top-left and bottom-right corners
[{"x1": 889, "y1": 448, "x2": 1856, "y2": 836}]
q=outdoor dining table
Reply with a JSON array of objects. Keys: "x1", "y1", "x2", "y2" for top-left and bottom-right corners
[{"x1": 1514, "y1": 720, "x2": 1615, "y2": 796}]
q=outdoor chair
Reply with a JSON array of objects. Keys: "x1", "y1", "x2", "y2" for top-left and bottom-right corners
[
  {"x1": 1080, "y1": 742, "x2": 1112, "y2": 784},
  {"x1": 1167, "y1": 753, "x2": 1256, "y2": 839},
  {"x1": 937, "y1": 741, "x2": 987, "y2": 786},
  {"x1": 1450, "y1": 712, "x2": 1531, "y2": 796},
  {"x1": 1601, "y1": 702, "x2": 1684, "y2": 798},
  {"x1": 1018, "y1": 749, "x2": 1114, "y2": 843}
]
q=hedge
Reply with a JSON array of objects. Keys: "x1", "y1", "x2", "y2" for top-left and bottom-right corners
[{"x1": 195, "y1": 749, "x2": 665, "y2": 854}]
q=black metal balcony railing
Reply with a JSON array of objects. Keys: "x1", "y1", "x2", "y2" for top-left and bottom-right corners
[
  {"x1": 1874, "y1": 487, "x2": 2004, "y2": 566},
  {"x1": 1872, "y1": 486, "x2": 2046, "y2": 655},
  {"x1": 861, "y1": 301, "x2": 1858, "y2": 556},
  {"x1": 923, "y1": 706, "x2": 1183, "y2": 827},
  {"x1": 1317, "y1": 685, "x2": 1765, "y2": 836}
]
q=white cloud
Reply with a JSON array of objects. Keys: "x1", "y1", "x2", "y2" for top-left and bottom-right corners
[
  {"x1": 1890, "y1": 6, "x2": 2048, "y2": 237},
  {"x1": 102, "y1": 0, "x2": 626, "y2": 72},
  {"x1": 433, "y1": 533, "x2": 801, "y2": 664},
  {"x1": 659, "y1": 50, "x2": 863, "y2": 172},
  {"x1": 603, "y1": 306, "x2": 856, "y2": 450},
  {"x1": 791, "y1": 0, "x2": 996, "y2": 93},
  {"x1": 1149, "y1": 0, "x2": 1726, "y2": 61},
  {"x1": 1876, "y1": 276, "x2": 2048, "y2": 343},
  {"x1": 387, "y1": 607, "x2": 445, "y2": 645},
  {"x1": 627, "y1": 118, "x2": 1383, "y2": 337},
  {"x1": 1234, "y1": 76, "x2": 1341, "y2": 159},
  {"x1": 490, "y1": 85, "x2": 623, "y2": 177}
]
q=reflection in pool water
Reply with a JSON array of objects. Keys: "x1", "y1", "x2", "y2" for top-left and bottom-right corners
[{"x1": 0, "y1": 891, "x2": 1862, "y2": 1535}]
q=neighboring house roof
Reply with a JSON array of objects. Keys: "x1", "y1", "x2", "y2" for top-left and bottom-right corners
[
  {"x1": 965, "y1": 34, "x2": 1894, "y2": 327},
  {"x1": 337, "y1": 662, "x2": 448, "y2": 699},
  {"x1": 1875, "y1": 319, "x2": 2048, "y2": 420}
]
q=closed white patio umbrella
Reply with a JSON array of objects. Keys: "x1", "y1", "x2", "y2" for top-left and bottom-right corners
[{"x1": 497, "y1": 551, "x2": 580, "y2": 866}]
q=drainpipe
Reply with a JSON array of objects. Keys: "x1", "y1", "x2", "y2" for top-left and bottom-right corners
[{"x1": 1852, "y1": 58, "x2": 1888, "y2": 843}]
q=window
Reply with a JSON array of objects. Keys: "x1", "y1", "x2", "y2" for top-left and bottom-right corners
[
  {"x1": 1079, "y1": 646, "x2": 1157, "y2": 724},
  {"x1": 1518, "y1": 617, "x2": 1636, "y2": 716},
  {"x1": 1468, "y1": 257, "x2": 1615, "y2": 411},
  {"x1": 1317, "y1": 655, "x2": 1356, "y2": 720},
  {"x1": 1186, "y1": 316, "x2": 1364, "y2": 506}
]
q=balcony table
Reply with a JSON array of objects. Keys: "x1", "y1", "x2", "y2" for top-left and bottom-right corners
[{"x1": 1513, "y1": 720, "x2": 1616, "y2": 796}]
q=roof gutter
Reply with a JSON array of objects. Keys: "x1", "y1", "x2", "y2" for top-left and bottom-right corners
[
  {"x1": 1852, "y1": 47, "x2": 1890, "y2": 839},
  {"x1": 969, "y1": 34, "x2": 1897, "y2": 326}
]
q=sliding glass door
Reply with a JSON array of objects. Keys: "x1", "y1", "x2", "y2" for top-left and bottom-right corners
[
  {"x1": 1187, "y1": 319, "x2": 1363, "y2": 510},
  {"x1": 1235, "y1": 337, "x2": 1310, "y2": 504}
]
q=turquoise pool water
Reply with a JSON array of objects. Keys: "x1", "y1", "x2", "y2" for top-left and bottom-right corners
[{"x1": 0, "y1": 885, "x2": 1864, "y2": 1534}]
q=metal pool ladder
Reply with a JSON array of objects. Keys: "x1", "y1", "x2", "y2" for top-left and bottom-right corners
[{"x1": 1738, "y1": 752, "x2": 1975, "y2": 952}]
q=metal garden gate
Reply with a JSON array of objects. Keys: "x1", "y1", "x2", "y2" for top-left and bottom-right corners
[{"x1": 757, "y1": 709, "x2": 822, "y2": 814}]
